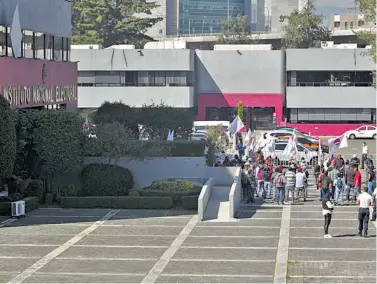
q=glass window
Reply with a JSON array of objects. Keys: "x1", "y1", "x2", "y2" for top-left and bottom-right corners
[
  {"x1": 6, "y1": 26, "x2": 12, "y2": 57},
  {"x1": 62, "y1": 38, "x2": 69, "y2": 61},
  {"x1": 345, "y1": 22, "x2": 348, "y2": 29},
  {"x1": 350, "y1": 21, "x2": 354, "y2": 29},
  {"x1": 95, "y1": 71, "x2": 121, "y2": 86},
  {"x1": 54, "y1": 35, "x2": 63, "y2": 61},
  {"x1": 358, "y1": 126, "x2": 367, "y2": 131},
  {"x1": 45, "y1": 35, "x2": 53, "y2": 60},
  {"x1": 35, "y1": 32, "x2": 44, "y2": 59},
  {"x1": 297, "y1": 145, "x2": 305, "y2": 152},
  {"x1": 78, "y1": 71, "x2": 95, "y2": 86},
  {"x1": 0, "y1": 26, "x2": 6, "y2": 56},
  {"x1": 275, "y1": 144, "x2": 287, "y2": 151},
  {"x1": 22, "y1": 30, "x2": 33, "y2": 58}
]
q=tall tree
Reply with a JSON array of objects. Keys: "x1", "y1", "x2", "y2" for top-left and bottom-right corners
[
  {"x1": 357, "y1": 0, "x2": 376, "y2": 65},
  {"x1": 218, "y1": 14, "x2": 258, "y2": 44},
  {"x1": 237, "y1": 101, "x2": 244, "y2": 121},
  {"x1": 72, "y1": 0, "x2": 162, "y2": 48},
  {"x1": 282, "y1": 0, "x2": 331, "y2": 49}
]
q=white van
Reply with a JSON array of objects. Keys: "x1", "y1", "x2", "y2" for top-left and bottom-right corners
[{"x1": 193, "y1": 121, "x2": 230, "y2": 134}]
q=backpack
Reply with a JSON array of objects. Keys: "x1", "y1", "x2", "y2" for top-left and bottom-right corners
[
  {"x1": 336, "y1": 177, "x2": 343, "y2": 188},
  {"x1": 257, "y1": 169, "x2": 265, "y2": 181},
  {"x1": 275, "y1": 173, "x2": 286, "y2": 187},
  {"x1": 264, "y1": 170, "x2": 270, "y2": 181}
]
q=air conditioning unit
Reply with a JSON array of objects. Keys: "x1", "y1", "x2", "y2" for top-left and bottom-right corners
[{"x1": 11, "y1": 201, "x2": 25, "y2": 217}]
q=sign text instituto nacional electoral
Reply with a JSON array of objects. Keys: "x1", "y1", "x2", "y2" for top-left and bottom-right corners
[{"x1": 3, "y1": 84, "x2": 76, "y2": 107}]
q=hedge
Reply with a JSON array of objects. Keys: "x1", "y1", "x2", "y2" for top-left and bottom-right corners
[
  {"x1": 138, "y1": 189, "x2": 201, "y2": 207},
  {"x1": 150, "y1": 179, "x2": 201, "y2": 192},
  {"x1": 86, "y1": 140, "x2": 205, "y2": 157},
  {"x1": 80, "y1": 164, "x2": 134, "y2": 196},
  {"x1": 181, "y1": 195, "x2": 199, "y2": 210},
  {"x1": 0, "y1": 196, "x2": 39, "y2": 216},
  {"x1": 60, "y1": 196, "x2": 173, "y2": 209}
]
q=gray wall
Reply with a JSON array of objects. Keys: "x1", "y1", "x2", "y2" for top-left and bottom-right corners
[
  {"x1": 286, "y1": 49, "x2": 376, "y2": 71},
  {"x1": 286, "y1": 87, "x2": 376, "y2": 108},
  {"x1": 72, "y1": 49, "x2": 194, "y2": 71},
  {"x1": 78, "y1": 86, "x2": 194, "y2": 108},
  {"x1": 84, "y1": 157, "x2": 237, "y2": 189},
  {"x1": 195, "y1": 50, "x2": 285, "y2": 94},
  {"x1": 0, "y1": 0, "x2": 71, "y2": 37}
]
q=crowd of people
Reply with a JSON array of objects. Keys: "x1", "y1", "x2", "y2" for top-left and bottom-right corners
[{"x1": 234, "y1": 147, "x2": 376, "y2": 239}]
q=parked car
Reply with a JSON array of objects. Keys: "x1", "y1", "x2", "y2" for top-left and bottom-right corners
[
  {"x1": 189, "y1": 132, "x2": 208, "y2": 141},
  {"x1": 278, "y1": 136, "x2": 329, "y2": 153},
  {"x1": 343, "y1": 125, "x2": 377, "y2": 140},
  {"x1": 261, "y1": 140, "x2": 319, "y2": 167}
]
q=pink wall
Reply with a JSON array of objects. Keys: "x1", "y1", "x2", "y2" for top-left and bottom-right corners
[
  {"x1": 198, "y1": 93, "x2": 283, "y2": 125},
  {"x1": 0, "y1": 57, "x2": 77, "y2": 109},
  {"x1": 286, "y1": 123, "x2": 369, "y2": 137}
]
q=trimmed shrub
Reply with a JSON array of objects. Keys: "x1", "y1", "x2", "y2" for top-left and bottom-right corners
[
  {"x1": 138, "y1": 189, "x2": 201, "y2": 207},
  {"x1": 25, "y1": 179, "x2": 44, "y2": 198},
  {"x1": 128, "y1": 190, "x2": 140, "y2": 197},
  {"x1": 24, "y1": 196, "x2": 39, "y2": 213},
  {"x1": 0, "y1": 96, "x2": 16, "y2": 180},
  {"x1": 86, "y1": 140, "x2": 205, "y2": 158},
  {"x1": 60, "y1": 196, "x2": 173, "y2": 209},
  {"x1": 150, "y1": 179, "x2": 201, "y2": 192},
  {"x1": 0, "y1": 202, "x2": 11, "y2": 215},
  {"x1": 181, "y1": 195, "x2": 199, "y2": 210},
  {"x1": 9, "y1": 192, "x2": 23, "y2": 202},
  {"x1": 80, "y1": 164, "x2": 134, "y2": 196}
]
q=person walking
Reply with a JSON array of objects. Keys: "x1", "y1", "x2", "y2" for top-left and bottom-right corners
[
  {"x1": 241, "y1": 163, "x2": 252, "y2": 203},
  {"x1": 295, "y1": 168, "x2": 307, "y2": 202},
  {"x1": 271, "y1": 166, "x2": 281, "y2": 202},
  {"x1": 256, "y1": 164, "x2": 266, "y2": 199},
  {"x1": 356, "y1": 186, "x2": 372, "y2": 238},
  {"x1": 274, "y1": 167, "x2": 286, "y2": 206},
  {"x1": 285, "y1": 165, "x2": 296, "y2": 204},
  {"x1": 361, "y1": 142, "x2": 368, "y2": 170},
  {"x1": 327, "y1": 165, "x2": 339, "y2": 200},
  {"x1": 264, "y1": 165, "x2": 273, "y2": 199},
  {"x1": 322, "y1": 193, "x2": 334, "y2": 238},
  {"x1": 353, "y1": 165, "x2": 362, "y2": 202},
  {"x1": 345, "y1": 161, "x2": 355, "y2": 202},
  {"x1": 367, "y1": 166, "x2": 375, "y2": 195},
  {"x1": 314, "y1": 164, "x2": 321, "y2": 190},
  {"x1": 334, "y1": 173, "x2": 344, "y2": 205},
  {"x1": 319, "y1": 170, "x2": 333, "y2": 201}
]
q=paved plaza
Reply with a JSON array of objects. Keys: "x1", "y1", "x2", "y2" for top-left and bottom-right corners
[{"x1": 0, "y1": 181, "x2": 376, "y2": 283}]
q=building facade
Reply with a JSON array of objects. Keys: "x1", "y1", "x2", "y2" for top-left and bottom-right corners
[
  {"x1": 285, "y1": 49, "x2": 376, "y2": 135},
  {"x1": 75, "y1": 47, "x2": 376, "y2": 136},
  {"x1": 330, "y1": 13, "x2": 372, "y2": 32},
  {"x1": 0, "y1": 0, "x2": 77, "y2": 109}
]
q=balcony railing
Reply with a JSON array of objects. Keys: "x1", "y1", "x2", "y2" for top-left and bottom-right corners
[
  {"x1": 78, "y1": 82, "x2": 192, "y2": 87},
  {"x1": 288, "y1": 81, "x2": 374, "y2": 87}
]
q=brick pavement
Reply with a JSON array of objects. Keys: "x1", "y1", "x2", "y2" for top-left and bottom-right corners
[{"x1": 0, "y1": 182, "x2": 375, "y2": 283}]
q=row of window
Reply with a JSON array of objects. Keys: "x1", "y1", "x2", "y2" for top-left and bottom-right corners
[
  {"x1": 333, "y1": 20, "x2": 365, "y2": 29},
  {"x1": 288, "y1": 108, "x2": 376, "y2": 124},
  {"x1": 287, "y1": 71, "x2": 374, "y2": 87},
  {"x1": 78, "y1": 71, "x2": 194, "y2": 87},
  {"x1": 0, "y1": 26, "x2": 70, "y2": 61}
]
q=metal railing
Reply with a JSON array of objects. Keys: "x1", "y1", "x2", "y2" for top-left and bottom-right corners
[
  {"x1": 288, "y1": 82, "x2": 374, "y2": 87},
  {"x1": 78, "y1": 82, "x2": 192, "y2": 87}
]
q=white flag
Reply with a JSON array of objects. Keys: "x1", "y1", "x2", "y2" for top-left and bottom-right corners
[
  {"x1": 243, "y1": 129, "x2": 253, "y2": 147},
  {"x1": 167, "y1": 129, "x2": 171, "y2": 141},
  {"x1": 228, "y1": 116, "x2": 245, "y2": 135},
  {"x1": 328, "y1": 134, "x2": 347, "y2": 155},
  {"x1": 283, "y1": 134, "x2": 297, "y2": 158},
  {"x1": 170, "y1": 130, "x2": 174, "y2": 141}
]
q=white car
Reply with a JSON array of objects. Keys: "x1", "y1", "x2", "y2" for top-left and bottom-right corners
[
  {"x1": 189, "y1": 132, "x2": 208, "y2": 141},
  {"x1": 344, "y1": 125, "x2": 377, "y2": 140},
  {"x1": 261, "y1": 140, "x2": 319, "y2": 166}
]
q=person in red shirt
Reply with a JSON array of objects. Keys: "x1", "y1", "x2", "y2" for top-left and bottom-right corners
[{"x1": 353, "y1": 165, "x2": 362, "y2": 202}]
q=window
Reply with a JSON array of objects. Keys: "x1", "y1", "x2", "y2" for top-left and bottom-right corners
[
  {"x1": 0, "y1": 26, "x2": 6, "y2": 56},
  {"x1": 288, "y1": 108, "x2": 375, "y2": 124},
  {"x1": 35, "y1": 32, "x2": 44, "y2": 59},
  {"x1": 45, "y1": 35, "x2": 53, "y2": 60},
  {"x1": 287, "y1": 71, "x2": 373, "y2": 87},
  {"x1": 345, "y1": 22, "x2": 348, "y2": 29},
  {"x1": 275, "y1": 144, "x2": 287, "y2": 151},
  {"x1": 22, "y1": 30, "x2": 34, "y2": 58},
  {"x1": 54, "y1": 36, "x2": 63, "y2": 61},
  {"x1": 6, "y1": 27, "x2": 12, "y2": 57},
  {"x1": 95, "y1": 71, "x2": 121, "y2": 86},
  {"x1": 297, "y1": 145, "x2": 305, "y2": 152},
  {"x1": 334, "y1": 22, "x2": 340, "y2": 28},
  {"x1": 358, "y1": 20, "x2": 364, "y2": 26},
  {"x1": 63, "y1": 38, "x2": 69, "y2": 61},
  {"x1": 350, "y1": 21, "x2": 354, "y2": 29},
  {"x1": 358, "y1": 126, "x2": 367, "y2": 131},
  {"x1": 78, "y1": 71, "x2": 95, "y2": 86}
]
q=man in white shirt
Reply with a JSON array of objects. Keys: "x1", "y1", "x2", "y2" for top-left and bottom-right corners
[
  {"x1": 356, "y1": 186, "x2": 372, "y2": 238},
  {"x1": 371, "y1": 187, "x2": 377, "y2": 221},
  {"x1": 295, "y1": 168, "x2": 307, "y2": 202},
  {"x1": 361, "y1": 142, "x2": 368, "y2": 169}
]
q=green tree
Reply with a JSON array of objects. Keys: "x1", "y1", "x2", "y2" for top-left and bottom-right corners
[
  {"x1": 218, "y1": 14, "x2": 258, "y2": 44},
  {"x1": 0, "y1": 96, "x2": 16, "y2": 182},
  {"x1": 282, "y1": 0, "x2": 331, "y2": 48},
  {"x1": 138, "y1": 103, "x2": 195, "y2": 140},
  {"x1": 205, "y1": 125, "x2": 226, "y2": 166},
  {"x1": 92, "y1": 102, "x2": 139, "y2": 136},
  {"x1": 237, "y1": 100, "x2": 244, "y2": 121},
  {"x1": 356, "y1": 0, "x2": 376, "y2": 78},
  {"x1": 17, "y1": 110, "x2": 84, "y2": 196},
  {"x1": 72, "y1": 0, "x2": 162, "y2": 48}
]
